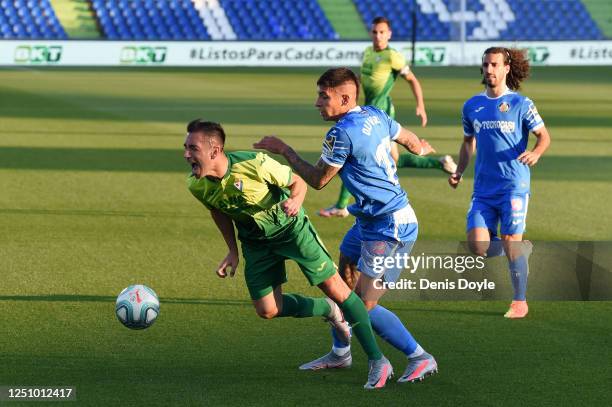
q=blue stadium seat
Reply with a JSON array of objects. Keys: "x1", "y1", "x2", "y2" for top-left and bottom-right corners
[
  {"x1": 0, "y1": 0, "x2": 66, "y2": 39},
  {"x1": 92, "y1": 0, "x2": 211, "y2": 40},
  {"x1": 352, "y1": 0, "x2": 604, "y2": 41},
  {"x1": 219, "y1": 0, "x2": 336, "y2": 40}
]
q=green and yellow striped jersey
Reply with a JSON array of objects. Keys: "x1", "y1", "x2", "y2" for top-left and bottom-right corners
[
  {"x1": 361, "y1": 46, "x2": 409, "y2": 111},
  {"x1": 187, "y1": 151, "x2": 304, "y2": 242}
]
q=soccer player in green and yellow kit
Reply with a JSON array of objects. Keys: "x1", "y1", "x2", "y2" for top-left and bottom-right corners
[
  {"x1": 184, "y1": 119, "x2": 393, "y2": 389},
  {"x1": 319, "y1": 16, "x2": 456, "y2": 218}
]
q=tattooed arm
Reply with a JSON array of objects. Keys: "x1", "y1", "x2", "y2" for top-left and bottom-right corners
[{"x1": 253, "y1": 136, "x2": 340, "y2": 190}]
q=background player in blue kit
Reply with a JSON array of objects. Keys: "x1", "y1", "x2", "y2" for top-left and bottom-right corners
[
  {"x1": 448, "y1": 47, "x2": 551, "y2": 319},
  {"x1": 255, "y1": 67, "x2": 438, "y2": 387}
]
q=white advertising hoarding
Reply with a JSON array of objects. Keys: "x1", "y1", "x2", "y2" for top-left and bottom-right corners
[{"x1": 1, "y1": 40, "x2": 611, "y2": 67}]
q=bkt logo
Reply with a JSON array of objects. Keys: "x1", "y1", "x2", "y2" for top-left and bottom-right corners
[
  {"x1": 14, "y1": 45, "x2": 62, "y2": 63},
  {"x1": 120, "y1": 46, "x2": 167, "y2": 64},
  {"x1": 527, "y1": 47, "x2": 550, "y2": 65},
  {"x1": 403, "y1": 46, "x2": 446, "y2": 65}
]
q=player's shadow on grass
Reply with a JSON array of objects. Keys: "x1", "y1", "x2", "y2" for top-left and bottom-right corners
[
  {"x1": 0, "y1": 86, "x2": 323, "y2": 126},
  {"x1": 0, "y1": 208, "x2": 207, "y2": 218},
  {"x1": 1, "y1": 147, "x2": 610, "y2": 181},
  {"x1": 389, "y1": 304, "x2": 501, "y2": 317},
  {"x1": 0, "y1": 294, "x2": 251, "y2": 306}
]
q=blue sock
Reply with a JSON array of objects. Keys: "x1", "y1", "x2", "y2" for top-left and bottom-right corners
[
  {"x1": 509, "y1": 254, "x2": 529, "y2": 300},
  {"x1": 368, "y1": 305, "x2": 418, "y2": 356},
  {"x1": 331, "y1": 326, "x2": 350, "y2": 348},
  {"x1": 487, "y1": 236, "x2": 505, "y2": 257}
]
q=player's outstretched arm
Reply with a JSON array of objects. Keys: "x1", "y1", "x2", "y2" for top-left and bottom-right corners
[
  {"x1": 254, "y1": 136, "x2": 340, "y2": 189},
  {"x1": 449, "y1": 136, "x2": 476, "y2": 189},
  {"x1": 518, "y1": 126, "x2": 551, "y2": 166},
  {"x1": 282, "y1": 173, "x2": 307, "y2": 216},
  {"x1": 402, "y1": 71, "x2": 428, "y2": 127},
  {"x1": 395, "y1": 127, "x2": 436, "y2": 156},
  {"x1": 210, "y1": 208, "x2": 239, "y2": 278}
]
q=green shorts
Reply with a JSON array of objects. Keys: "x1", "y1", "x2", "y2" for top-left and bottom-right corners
[
  {"x1": 369, "y1": 96, "x2": 395, "y2": 119},
  {"x1": 241, "y1": 216, "x2": 337, "y2": 300}
]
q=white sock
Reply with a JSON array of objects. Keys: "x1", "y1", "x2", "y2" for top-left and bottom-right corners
[
  {"x1": 408, "y1": 344, "x2": 424, "y2": 359},
  {"x1": 332, "y1": 345, "x2": 351, "y2": 356}
]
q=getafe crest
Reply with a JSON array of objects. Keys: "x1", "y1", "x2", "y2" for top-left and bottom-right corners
[{"x1": 498, "y1": 102, "x2": 510, "y2": 113}]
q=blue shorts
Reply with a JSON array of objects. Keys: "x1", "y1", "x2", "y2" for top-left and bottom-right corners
[
  {"x1": 340, "y1": 205, "x2": 418, "y2": 283},
  {"x1": 467, "y1": 193, "x2": 530, "y2": 236}
]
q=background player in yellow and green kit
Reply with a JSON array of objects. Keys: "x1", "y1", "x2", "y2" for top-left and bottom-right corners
[
  {"x1": 320, "y1": 16, "x2": 456, "y2": 218},
  {"x1": 184, "y1": 119, "x2": 394, "y2": 389}
]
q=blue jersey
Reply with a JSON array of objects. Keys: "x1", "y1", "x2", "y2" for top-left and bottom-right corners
[
  {"x1": 320, "y1": 105, "x2": 408, "y2": 219},
  {"x1": 462, "y1": 89, "x2": 544, "y2": 197}
]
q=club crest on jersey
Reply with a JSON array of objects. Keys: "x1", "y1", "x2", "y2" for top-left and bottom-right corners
[
  {"x1": 498, "y1": 102, "x2": 510, "y2": 113},
  {"x1": 233, "y1": 179, "x2": 243, "y2": 191},
  {"x1": 322, "y1": 134, "x2": 336, "y2": 157}
]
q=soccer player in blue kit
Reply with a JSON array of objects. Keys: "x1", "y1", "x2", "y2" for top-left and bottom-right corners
[
  {"x1": 255, "y1": 67, "x2": 438, "y2": 387},
  {"x1": 448, "y1": 47, "x2": 551, "y2": 318}
]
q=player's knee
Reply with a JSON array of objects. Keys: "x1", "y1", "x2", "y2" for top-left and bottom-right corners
[
  {"x1": 363, "y1": 299, "x2": 378, "y2": 311},
  {"x1": 256, "y1": 307, "x2": 279, "y2": 319},
  {"x1": 468, "y1": 241, "x2": 488, "y2": 257}
]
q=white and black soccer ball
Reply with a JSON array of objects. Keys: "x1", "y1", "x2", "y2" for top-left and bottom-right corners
[{"x1": 115, "y1": 284, "x2": 160, "y2": 329}]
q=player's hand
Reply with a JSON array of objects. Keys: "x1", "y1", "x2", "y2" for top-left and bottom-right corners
[
  {"x1": 416, "y1": 106, "x2": 428, "y2": 127},
  {"x1": 517, "y1": 150, "x2": 541, "y2": 166},
  {"x1": 419, "y1": 139, "x2": 436, "y2": 155},
  {"x1": 253, "y1": 136, "x2": 289, "y2": 156},
  {"x1": 281, "y1": 197, "x2": 301, "y2": 217},
  {"x1": 216, "y1": 251, "x2": 239, "y2": 278},
  {"x1": 448, "y1": 172, "x2": 462, "y2": 189}
]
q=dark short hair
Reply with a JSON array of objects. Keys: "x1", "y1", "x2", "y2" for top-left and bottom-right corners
[
  {"x1": 186, "y1": 119, "x2": 226, "y2": 146},
  {"x1": 372, "y1": 16, "x2": 391, "y2": 30},
  {"x1": 316, "y1": 67, "x2": 360, "y2": 100}
]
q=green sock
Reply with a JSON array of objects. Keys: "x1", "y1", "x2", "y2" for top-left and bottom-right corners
[
  {"x1": 335, "y1": 184, "x2": 352, "y2": 209},
  {"x1": 278, "y1": 294, "x2": 331, "y2": 318},
  {"x1": 339, "y1": 292, "x2": 382, "y2": 360},
  {"x1": 397, "y1": 153, "x2": 442, "y2": 170}
]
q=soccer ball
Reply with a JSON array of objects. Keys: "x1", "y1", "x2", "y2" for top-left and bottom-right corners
[{"x1": 115, "y1": 284, "x2": 160, "y2": 329}]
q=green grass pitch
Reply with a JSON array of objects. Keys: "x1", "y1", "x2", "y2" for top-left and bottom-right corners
[{"x1": 0, "y1": 66, "x2": 611, "y2": 406}]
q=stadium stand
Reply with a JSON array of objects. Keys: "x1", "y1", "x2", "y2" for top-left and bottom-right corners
[
  {"x1": 352, "y1": 0, "x2": 605, "y2": 41},
  {"x1": 0, "y1": 0, "x2": 67, "y2": 39},
  {"x1": 318, "y1": 0, "x2": 368, "y2": 39},
  {"x1": 0, "y1": 0, "x2": 607, "y2": 41},
  {"x1": 50, "y1": 0, "x2": 101, "y2": 39},
  {"x1": 91, "y1": 0, "x2": 210, "y2": 40},
  {"x1": 192, "y1": 0, "x2": 236, "y2": 40},
  {"x1": 219, "y1": 0, "x2": 337, "y2": 40}
]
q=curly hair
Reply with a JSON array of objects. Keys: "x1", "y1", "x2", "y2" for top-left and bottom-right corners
[{"x1": 481, "y1": 47, "x2": 530, "y2": 91}]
